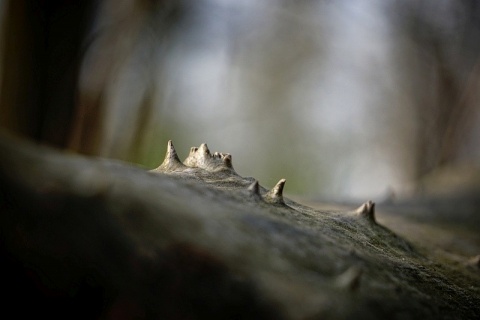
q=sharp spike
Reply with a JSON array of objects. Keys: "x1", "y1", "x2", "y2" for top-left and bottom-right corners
[
  {"x1": 156, "y1": 140, "x2": 184, "y2": 172},
  {"x1": 166, "y1": 140, "x2": 178, "y2": 158},
  {"x1": 222, "y1": 154, "x2": 233, "y2": 168},
  {"x1": 355, "y1": 200, "x2": 375, "y2": 222},
  {"x1": 273, "y1": 179, "x2": 286, "y2": 197},
  {"x1": 199, "y1": 143, "x2": 210, "y2": 155},
  {"x1": 264, "y1": 179, "x2": 286, "y2": 204},
  {"x1": 247, "y1": 180, "x2": 260, "y2": 196}
]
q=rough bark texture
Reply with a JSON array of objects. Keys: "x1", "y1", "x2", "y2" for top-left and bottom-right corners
[{"x1": 0, "y1": 132, "x2": 479, "y2": 319}]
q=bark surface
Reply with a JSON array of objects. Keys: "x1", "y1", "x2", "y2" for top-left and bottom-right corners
[{"x1": 0, "y1": 133, "x2": 479, "y2": 319}]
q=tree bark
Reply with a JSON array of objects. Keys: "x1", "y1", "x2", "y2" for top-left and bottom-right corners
[{"x1": 0, "y1": 132, "x2": 478, "y2": 319}]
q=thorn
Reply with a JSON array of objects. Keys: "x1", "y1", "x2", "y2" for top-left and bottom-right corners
[
  {"x1": 355, "y1": 200, "x2": 375, "y2": 222},
  {"x1": 199, "y1": 143, "x2": 210, "y2": 155},
  {"x1": 156, "y1": 140, "x2": 184, "y2": 172},
  {"x1": 166, "y1": 140, "x2": 177, "y2": 156},
  {"x1": 222, "y1": 154, "x2": 233, "y2": 168},
  {"x1": 335, "y1": 266, "x2": 363, "y2": 291},
  {"x1": 273, "y1": 178, "x2": 286, "y2": 197},
  {"x1": 264, "y1": 179, "x2": 286, "y2": 204},
  {"x1": 247, "y1": 180, "x2": 260, "y2": 196}
]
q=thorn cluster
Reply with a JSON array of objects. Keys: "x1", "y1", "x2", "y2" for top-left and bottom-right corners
[
  {"x1": 182, "y1": 143, "x2": 233, "y2": 171},
  {"x1": 154, "y1": 140, "x2": 377, "y2": 219}
]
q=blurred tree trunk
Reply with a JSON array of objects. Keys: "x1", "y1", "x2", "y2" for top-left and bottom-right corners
[
  {"x1": 0, "y1": 0, "x2": 184, "y2": 160},
  {"x1": 394, "y1": 0, "x2": 480, "y2": 183},
  {"x1": 0, "y1": 0, "x2": 96, "y2": 147}
]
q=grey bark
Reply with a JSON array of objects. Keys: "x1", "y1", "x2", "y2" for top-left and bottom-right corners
[{"x1": 0, "y1": 132, "x2": 478, "y2": 319}]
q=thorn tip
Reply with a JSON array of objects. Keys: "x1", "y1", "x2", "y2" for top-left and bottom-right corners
[
  {"x1": 222, "y1": 154, "x2": 233, "y2": 168},
  {"x1": 199, "y1": 143, "x2": 210, "y2": 155},
  {"x1": 247, "y1": 180, "x2": 260, "y2": 196},
  {"x1": 156, "y1": 140, "x2": 184, "y2": 172},
  {"x1": 264, "y1": 178, "x2": 286, "y2": 204},
  {"x1": 355, "y1": 200, "x2": 375, "y2": 221},
  {"x1": 273, "y1": 179, "x2": 286, "y2": 196}
]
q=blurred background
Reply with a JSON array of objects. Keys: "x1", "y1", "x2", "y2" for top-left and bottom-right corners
[{"x1": 1, "y1": 0, "x2": 479, "y2": 201}]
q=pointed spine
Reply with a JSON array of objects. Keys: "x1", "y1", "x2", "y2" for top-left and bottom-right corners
[
  {"x1": 264, "y1": 179, "x2": 286, "y2": 205},
  {"x1": 199, "y1": 143, "x2": 210, "y2": 155},
  {"x1": 222, "y1": 154, "x2": 233, "y2": 168},
  {"x1": 157, "y1": 140, "x2": 185, "y2": 172},
  {"x1": 247, "y1": 180, "x2": 261, "y2": 199},
  {"x1": 355, "y1": 200, "x2": 375, "y2": 222}
]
